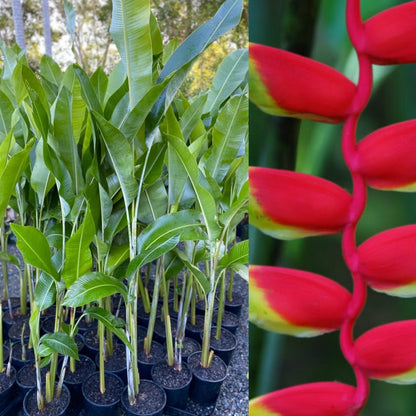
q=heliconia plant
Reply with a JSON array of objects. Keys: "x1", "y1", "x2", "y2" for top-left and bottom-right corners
[{"x1": 249, "y1": 0, "x2": 416, "y2": 414}]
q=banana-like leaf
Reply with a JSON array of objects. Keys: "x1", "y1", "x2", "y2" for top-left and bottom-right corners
[
  {"x1": 73, "y1": 66, "x2": 102, "y2": 114},
  {"x1": 204, "y1": 48, "x2": 248, "y2": 115},
  {"x1": 63, "y1": 272, "x2": 127, "y2": 307},
  {"x1": 92, "y1": 111, "x2": 138, "y2": 207},
  {"x1": 150, "y1": 12, "x2": 163, "y2": 56},
  {"x1": 0, "y1": 251, "x2": 20, "y2": 267},
  {"x1": 40, "y1": 332, "x2": 79, "y2": 360},
  {"x1": 138, "y1": 210, "x2": 205, "y2": 253},
  {"x1": 218, "y1": 240, "x2": 249, "y2": 270},
  {"x1": 0, "y1": 138, "x2": 34, "y2": 218},
  {"x1": 51, "y1": 85, "x2": 85, "y2": 194},
  {"x1": 151, "y1": 0, "x2": 244, "y2": 124},
  {"x1": 91, "y1": 67, "x2": 108, "y2": 107},
  {"x1": 34, "y1": 273, "x2": 56, "y2": 311},
  {"x1": 110, "y1": 0, "x2": 153, "y2": 107},
  {"x1": 136, "y1": 142, "x2": 166, "y2": 187},
  {"x1": 11, "y1": 224, "x2": 59, "y2": 281},
  {"x1": 180, "y1": 94, "x2": 208, "y2": 141},
  {"x1": 127, "y1": 236, "x2": 179, "y2": 277},
  {"x1": 63, "y1": 0, "x2": 76, "y2": 43},
  {"x1": 62, "y1": 208, "x2": 96, "y2": 288},
  {"x1": 166, "y1": 134, "x2": 220, "y2": 241},
  {"x1": 159, "y1": 0, "x2": 243, "y2": 81},
  {"x1": 174, "y1": 248, "x2": 210, "y2": 295},
  {"x1": 40, "y1": 55, "x2": 63, "y2": 88},
  {"x1": 105, "y1": 244, "x2": 129, "y2": 274},
  {"x1": 84, "y1": 306, "x2": 132, "y2": 351},
  {"x1": 138, "y1": 179, "x2": 168, "y2": 224},
  {"x1": 0, "y1": 130, "x2": 14, "y2": 175},
  {"x1": 200, "y1": 94, "x2": 248, "y2": 183}
]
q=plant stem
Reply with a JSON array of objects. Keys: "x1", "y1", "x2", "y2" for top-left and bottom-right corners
[
  {"x1": 99, "y1": 298, "x2": 106, "y2": 394},
  {"x1": 216, "y1": 270, "x2": 226, "y2": 339}
]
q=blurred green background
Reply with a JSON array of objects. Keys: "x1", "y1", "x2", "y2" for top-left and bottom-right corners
[{"x1": 249, "y1": 1, "x2": 416, "y2": 415}]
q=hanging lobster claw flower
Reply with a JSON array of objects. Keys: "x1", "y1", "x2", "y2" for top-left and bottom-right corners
[
  {"x1": 249, "y1": 167, "x2": 352, "y2": 240},
  {"x1": 249, "y1": 382, "x2": 357, "y2": 416},
  {"x1": 364, "y1": 2, "x2": 416, "y2": 65},
  {"x1": 249, "y1": 43, "x2": 356, "y2": 123},
  {"x1": 357, "y1": 120, "x2": 416, "y2": 191},
  {"x1": 357, "y1": 225, "x2": 416, "y2": 297},
  {"x1": 354, "y1": 320, "x2": 416, "y2": 384},
  {"x1": 249, "y1": 265, "x2": 351, "y2": 337}
]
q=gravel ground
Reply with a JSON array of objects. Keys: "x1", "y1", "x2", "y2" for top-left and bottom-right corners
[{"x1": 1, "y1": 242, "x2": 249, "y2": 415}]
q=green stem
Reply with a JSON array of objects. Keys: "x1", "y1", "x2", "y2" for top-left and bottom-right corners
[
  {"x1": 99, "y1": 298, "x2": 106, "y2": 394},
  {"x1": 216, "y1": 270, "x2": 226, "y2": 339}
]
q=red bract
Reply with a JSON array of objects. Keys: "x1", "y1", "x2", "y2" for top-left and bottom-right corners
[
  {"x1": 357, "y1": 120, "x2": 416, "y2": 191},
  {"x1": 249, "y1": 167, "x2": 352, "y2": 239},
  {"x1": 354, "y1": 320, "x2": 416, "y2": 384},
  {"x1": 357, "y1": 225, "x2": 416, "y2": 297},
  {"x1": 249, "y1": 382, "x2": 357, "y2": 416},
  {"x1": 249, "y1": 265, "x2": 351, "y2": 337},
  {"x1": 364, "y1": 1, "x2": 416, "y2": 65},
  {"x1": 249, "y1": 43, "x2": 356, "y2": 123}
]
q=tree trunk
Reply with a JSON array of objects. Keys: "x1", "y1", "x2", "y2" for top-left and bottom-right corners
[
  {"x1": 11, "y1": 0, "x2": 26, "y2": 49},
  {"x1": 42, "y1": 0, "x2": 52, "y2": 56}
]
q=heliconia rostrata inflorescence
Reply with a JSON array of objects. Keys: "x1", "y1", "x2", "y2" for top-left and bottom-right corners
[{"x1": 249, "y1": 1, "x2": 416, "y2": 415}]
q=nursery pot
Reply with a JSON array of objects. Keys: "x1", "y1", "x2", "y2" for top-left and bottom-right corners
[
  {"x1": 23, "y1": 382, "x2": 71, "y2": 416},
  {"x1": 187, "y1": 351, "x2": 227, "y2": 405},
  {"x1": 8, "y1": 320, "x2": 30, "y2": 343},
  {"x1": 213, "y1": 310, "x2": 240, "y2": 335},
  {"x1": 11, "y1": 341, "x2": 35, "y2": 370},
  {"x1": 0, "y1": 366, "x2": 16, "y2": 410},
  {"x1": 82, "y1": 371, "x2": 124, "y2": 416},
  {"x1": 202, "y1": 327, "x2": 237, "y2": 366},
  {"x1": 60, "y1": 354, "x2": 96, "y2": 410},
  {"x1": 185, "y1": 315, "x2": 204, "y2": 342},
  {"x1": 94, "y1": 343, "x2": 127, "y2": 384},
  {"x1": 151, "y1": 361, "x2": 192, "y2": 409},
  {"x1": 137, "y1": 340, "x2": 165, "y2": 380},
  {"x1": 16, "y1": 362, "x2": 50, "y2": 395},
  {"x1": 121, "y1": 380, "x2": 167, "y2": 416},
  {"x1": 224, "y1": 292, "x2": 243, "y2": 317}
]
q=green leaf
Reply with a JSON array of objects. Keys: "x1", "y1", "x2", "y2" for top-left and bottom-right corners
[
  {"x1": 136, "y1": 142, "x2": 166, "y2": 187},
  {"x1": 218, "y1": 240, "x2": 249, "y2": 270},
  {"x1": 180, "y1": 94, "x2": 208, "y2": 141},
  {"x1": 159, "y1": 0, "x2": 243, "y2": 81},
  {"x1": 105, "y1": 244, "x2": 129, "y2": 274},
  {"x1": 51, "y1": 86, "x2": 85, "y2": 194},
  {"x1": 174, "y1": 248, "x2": 210, "y2": 295},
  {"x1": 40, "y1": 332, "x2": 79, "y2": 360},
  {"x1": 138, "y1": 210, "x2": 205, "y2": 253},
  {"x1": 63, "y1": 272, "x2": 127, "y2": 307},
  {"x1": 84, "y1": 306, "x2": 132, "y2": 351},
  {"x1": 92, "y1": 111, "x2": 137, "y2": 206},
  {"x1": 34, "y1": 273, "x2": 56, "y2": 311},
  {"x1": 0, "y1": 251, "x2": 20, "y2": 267},
  {"x1": 119, "y1": 81, "x2": 168, "y2": 140},
  {"x1": 127, "y1": 236, "x2": 179, "y2": 277},
  {"x1": 110, "y1": 0, "x2": 153, "y2": 107},
  {"x1": 0, "y1": 139, "x2": 34, "y2": 219},
  {"x1": 166, "y1": 135, "x2": 219, "y2": 240},
  {"x1": 91, "y1": 67, "x2": 108, "y2": 107},
  {"x1": 150, "y1": 12, "x2": 163, "y2": 56},
  {"x1": 200, "y1": 94, "x2": 248, "y2": 183},
  {"x1": 62, "y1": 208, "x2": 96, "y2": 288},
  {"x1": 151, "y1": 0, "x2": 243, "y2": 124},
  {"x1": 73, "y1": 66, "x2": 102, "y2": 114},
  {"x1": 204, "y1": 49, "x2": 248, "y2": 115},
  {"x1": 11, "y1": 224, "x2": 59, "y2": 281},
  {"x1": 40, "y1": 55, "x2": 63, "y2": 87},
  {"x1": 138, "y1": 179, "x2": 168, "y2": 224}
]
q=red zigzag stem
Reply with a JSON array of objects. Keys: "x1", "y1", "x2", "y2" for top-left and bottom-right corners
[{"x1": 341, "y1": 0, "x2": 372, "y2": 412}]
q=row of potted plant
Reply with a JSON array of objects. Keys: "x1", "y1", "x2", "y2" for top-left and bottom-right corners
[{"x1": 0, "y1": 0, "x2": 248, "y2": 414}]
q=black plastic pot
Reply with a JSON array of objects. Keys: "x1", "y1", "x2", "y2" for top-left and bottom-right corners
[
  {"x1": 60, "y1": 354, "x2": 96, "y2": 411},
  {"x1": 8, "y1": 320, "x2": 30, "y2": 342},
  {"x1": 0, "y1": 366, "x2": 16, "y2": 409},
  {"x1": 16, "y1": 362, "x2": 50, "y2": 395},
  {"x1": 224, "y1": 292, "x2": 243, "y2": 317},
  {"x1": 2, "y1": 308, "x2": 28, "y2": 334},
  {"x1": 23, "y1": 382, "x2": 71, "y2": 416},
  {"x1": 153, "y1": 317, "x2": 177, "y2": 344},
  {"x1": 11, "y1": 341, "x2": 35, "y2": 370},
  {"x1": 202, "y1": 327, "x2": 237, "y2": 366},
  {"x1": 137, "y1": 340, "x2": 165, "y2": 380},
  {"x1": 185, "y1": 315, "x2": 204, "y2": 342},
  {"x1": 94, "y1": 343, "x2": 126, "y2": 384},
  {"x1": 151, "y1": 361, "x2": 192, "y2": 410},
  {"x1": 176, "y1": 337, "x2": 201, "y2": 363},
  {"x1": 187, "y1": 351, "x2": 227, "y2": 405},
  {"x1": 120, "y1": 380, "x2": 166, "y2": 416},
  {"x1": 213, "y1": 310, "x2": 240, "y2": 335},
  {"x1": 82, "y1": 371, "x2": 124, "y2": 416}
]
